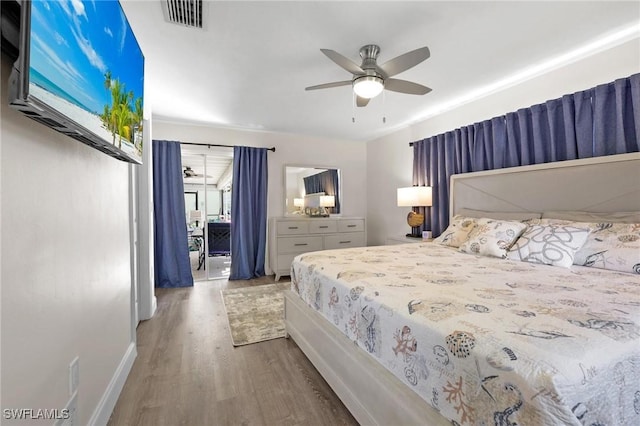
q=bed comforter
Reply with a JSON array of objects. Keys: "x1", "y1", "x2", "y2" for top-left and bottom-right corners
[{"x1": 290, "y1": 243, "x2": 640, "y2": 426}]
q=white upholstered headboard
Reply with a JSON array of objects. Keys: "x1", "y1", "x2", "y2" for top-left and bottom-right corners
[{"x1": 450, "y1": 153, "x2": 640, "y2": 218}]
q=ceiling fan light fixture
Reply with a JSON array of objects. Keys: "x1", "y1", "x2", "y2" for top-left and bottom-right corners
[{"x1": 353, "y1": 75, "x2": 384, "y2": 99}]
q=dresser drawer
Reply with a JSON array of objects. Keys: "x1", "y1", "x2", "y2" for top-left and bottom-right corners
[
  {"x1": 278, "y1": 236, "x2": 323, "y2": 254},
  {"x1": 324, "y1": 232, "x2": 365, "y2": 250},
  {"x1": 277, "y1": 221, "x2": 309, "y2": 235},
  {"x1": 309, "y1": 220, "x2": 337, "y2": 234},
  {"x1": 337, "y1": 219, "x2": 365, "y2": 233},
  {"x1": 277, "y1": 253, "x2": 299, "y2": 271}
]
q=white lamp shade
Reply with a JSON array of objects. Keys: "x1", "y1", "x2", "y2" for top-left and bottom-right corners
[
  {"x1": 293, "y1": 198, "x2": 304, "y2": 207},
  {"x1": 353, "y1": 76, "x2": 384, "y2": 99},
  {"x1": 397, "y1": 186, "x2": 432, "y2": 207},
  {"x1": 319, "y1": 195, "x2": 335, "y2": 208},
  {"x1": 189, "y1": 210, "x2": 204, "y2": 222}
]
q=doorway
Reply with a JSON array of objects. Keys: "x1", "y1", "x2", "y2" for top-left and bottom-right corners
[{"x1": 181, "y1": 145, "x2": 233, "y2": 281}]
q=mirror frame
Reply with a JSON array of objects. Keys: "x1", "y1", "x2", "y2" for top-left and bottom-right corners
[{"x1": 283, "y1": 164, "x2": 341, "y2": 217}]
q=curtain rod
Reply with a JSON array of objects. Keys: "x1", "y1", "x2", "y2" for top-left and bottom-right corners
[{"x1": 180, "y1": 142, "x2": 275, "y2": 152}]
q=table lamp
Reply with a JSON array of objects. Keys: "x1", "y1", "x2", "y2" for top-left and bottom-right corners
[
  {"x1": 319, "y1": 195, "x2": 335, "y2": 216},
  {"x1": 189, "y1": 210, "x2": 204, "y2": 228},
  {"x1": 397, "y1": 186, "x2": 432, "y2": 238}
]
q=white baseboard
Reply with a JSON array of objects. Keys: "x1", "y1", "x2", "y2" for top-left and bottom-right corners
[{"x1": 88, "y1": 341, "x2": 137, "y2": 426}]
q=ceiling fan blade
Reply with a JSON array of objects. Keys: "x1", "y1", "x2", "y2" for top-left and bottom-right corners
[
  {"x1": 379, "y1": 46, "x2": 430, "y2": 77},
  {"x1": 356, "y1": 96, "x2": 370, "y2": 107},
  {"x1": 305, "y1": 80, "x2": 352, "y2": 91},
  {"x1": 385, "y1": 78, "x2": 432, "y2": 95},
  {"x1": 320, "y1": 49, "x2": 364, "y2": 75}
]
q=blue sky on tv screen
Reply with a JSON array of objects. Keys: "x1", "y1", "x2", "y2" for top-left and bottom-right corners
[{"x1": 29, "y1": 0, "x2": 144, "y2": 115}]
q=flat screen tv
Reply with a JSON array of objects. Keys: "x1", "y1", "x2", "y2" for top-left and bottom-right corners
[{"x1": 8, "y1": 0, "x2": 144, "y2": 164}]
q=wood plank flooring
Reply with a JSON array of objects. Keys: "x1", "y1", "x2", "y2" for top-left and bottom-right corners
[{"x1": 107, "y1": 277, "x2": 358, "y2": 426}]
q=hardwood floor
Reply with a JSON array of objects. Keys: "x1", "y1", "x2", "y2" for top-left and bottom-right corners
[{"x1": 108, "y1": 277, "x2": 358, "y2": 426}]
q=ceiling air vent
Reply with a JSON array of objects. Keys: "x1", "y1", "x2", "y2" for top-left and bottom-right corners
[{"x1": 162, "y1": 0, "x2": 204, "y2": 29}]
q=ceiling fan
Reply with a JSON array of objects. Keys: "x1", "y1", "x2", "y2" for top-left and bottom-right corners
[
  {"x1": 305, "y1": 44, "x2": 432, "y2": 107},
  {"x1": 183, "y1": 166, "x2": 211, "y2": 179}
]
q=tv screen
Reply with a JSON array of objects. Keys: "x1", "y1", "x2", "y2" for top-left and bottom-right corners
[{"x1": 9, "y1": 0, "x2": 144, "y2": 164}]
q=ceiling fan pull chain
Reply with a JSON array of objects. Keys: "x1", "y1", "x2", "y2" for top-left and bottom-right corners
[
  {"x1": 352, "y1": 91, "x2": 356, "y2": 123},
  {"x1": 382, "y1": 89, "x2": 387, "y2": 124}
]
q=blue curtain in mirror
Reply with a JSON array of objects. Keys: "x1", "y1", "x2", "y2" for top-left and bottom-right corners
[
  {"x1": 413, "y1": 73, "x2": 639, "y2": 237},
  {"x1": 303, "y1": 173, "x2": 323, "y2": 194},
  {"x1": 303, "y1": 169, "x2": 340, "y2": 213},
  {"x1": 152, "y1": 140, "x2": 194, "y2": 288},
  {"x1": 229, "y1": 146, "x2": 268, "y2": 280}
]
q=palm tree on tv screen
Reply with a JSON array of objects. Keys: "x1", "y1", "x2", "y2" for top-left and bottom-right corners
[{"x1": 100, "y1": 71, "x2": 143, "y2": 153}]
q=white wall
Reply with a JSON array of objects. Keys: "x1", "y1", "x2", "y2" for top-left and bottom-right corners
[
  {"x1": 366, "y1": 38, "x2": 640, "y2": 246},
  {"x1": 136, "y1": 119, "x2": 156, "y2": 321},
  {"x1": 152, "y1": 122, "x2": 367, "y2": 273},
  {"x1": 1, "y1": 57, "x2": 134, "y2": 424}
]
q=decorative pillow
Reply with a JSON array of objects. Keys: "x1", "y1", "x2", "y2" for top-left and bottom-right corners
[
  {"x1": 459, "y1": 219, "x2": 527, "y2": 258},
  {"x1": 433, "y1": 215, "x2": 476, "y2": 248},
  {"x1": 507, "y1": 224, "x2": 591, "y2": 268},
  {"x1": 457, "y1": 208, "x2": 542, "y2": 221},
  {"x1": 542, "y1": 210, "x2": 640, "y2": 224},
  {"x1": 573, "y1": 223, "x2": 640, "y2": 274}
]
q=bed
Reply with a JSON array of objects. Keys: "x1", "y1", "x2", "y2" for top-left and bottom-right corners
[{"x1": 283, "y1": 153, "x2": 640, "y2": 426}]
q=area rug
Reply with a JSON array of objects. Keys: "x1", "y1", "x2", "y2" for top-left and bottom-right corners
[{"x1": 221, "y1": 282, "x2": 290, "y2": 346}]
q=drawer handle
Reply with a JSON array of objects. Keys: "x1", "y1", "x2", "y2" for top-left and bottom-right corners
[
  {"x1": 294, "y1": 243, "x2": 308, "y2": 246},
  {"x1": 288, "y1": 226, "x2": 299, "y2": 229},
  {"x1": 319, "y1": 226, "x2": 329, "y2": 229},
  {"x1": 347, "y1": 225, "x2": 357, "y2": 228},
  {"x1": 339, "y1": 240, "x2": 352, "y2": 244}
]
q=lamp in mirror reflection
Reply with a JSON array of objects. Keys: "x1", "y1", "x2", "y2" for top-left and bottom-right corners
[
  {"x1": 189, "y1": 210, "x2": 204, "y2": 228},
  {"x1": 320, "y1": 195, "x2": 335, "y2": 216},
  {"x1": 397, "y1": 186, "x2": 432, "y2": 238},
  {"x1": 293, "y1": 198, "x2": 304, "y2": 214}
]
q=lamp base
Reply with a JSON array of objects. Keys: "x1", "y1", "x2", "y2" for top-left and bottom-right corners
[{"x1": 405, "y1": 233, "x2": 422, "y2": 238}]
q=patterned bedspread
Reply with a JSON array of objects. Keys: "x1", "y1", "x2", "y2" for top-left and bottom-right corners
[{"x1": 290, "y1": 243, "x2": 640, "y2": 426}]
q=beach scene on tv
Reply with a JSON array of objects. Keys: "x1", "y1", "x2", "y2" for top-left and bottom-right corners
[{"x1": 28, "y1": 0, "x2": 144, "y2": 162}]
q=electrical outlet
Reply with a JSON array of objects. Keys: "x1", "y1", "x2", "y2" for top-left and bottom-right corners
[{"x1": 69, "y1": 357, "x2": 79, "y2": 396}]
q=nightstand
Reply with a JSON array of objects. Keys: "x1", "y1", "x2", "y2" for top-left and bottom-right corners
[{"x1": 386, "y1": 235, "x2": 433, "y2": 245}]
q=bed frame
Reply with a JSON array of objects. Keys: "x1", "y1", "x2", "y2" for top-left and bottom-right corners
[
  {"x1": 449, "y1": 152, "x2": 640, "y2": 217},
  {"x1": 284, "y1": 153, "x2": 640, "y2": 426}
]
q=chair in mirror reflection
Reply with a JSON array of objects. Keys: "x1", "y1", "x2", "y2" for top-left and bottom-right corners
[
  {"x1": 208, "y1": 222, "x2": 231, "y2": 257},
  {"x1": 188, "y1": 210, "x2": 205, "y2": 270}
]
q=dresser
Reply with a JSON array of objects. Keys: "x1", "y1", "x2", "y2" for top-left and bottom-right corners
[{"x1": 270, "y1": 217, "x2": 366, "y2": 281}]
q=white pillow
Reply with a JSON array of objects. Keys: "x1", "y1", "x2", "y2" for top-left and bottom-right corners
[
  {"x1": 573, "y1": 223, "x2": 640, "y2": 274},
  {"x1": 433, "y1": 215, "x2": 476, "y2": 248},
  {"x1": 507, "y1": 224, "x2": 591, "y2": 268},
  {"x1": 459, "y1": 219, "x2": 527, "y2": 259}
]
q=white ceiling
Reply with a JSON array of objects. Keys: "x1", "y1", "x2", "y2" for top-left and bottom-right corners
[{"x1": 120, "y1": 1, "x2": 640, "y2": 143}]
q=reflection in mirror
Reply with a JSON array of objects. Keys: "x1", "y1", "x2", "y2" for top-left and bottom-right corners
[{"x1": 285, "y1": 166, "x2": 341, "y2": 216}]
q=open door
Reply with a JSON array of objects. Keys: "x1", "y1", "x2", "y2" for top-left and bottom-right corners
[{"x1": 181, "y1": 145, "x2": 233, "y2": 281}]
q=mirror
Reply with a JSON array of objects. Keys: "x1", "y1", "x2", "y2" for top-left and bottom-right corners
[{"x1": 284, "y1": 165, "x2": 341, "y2": 216}]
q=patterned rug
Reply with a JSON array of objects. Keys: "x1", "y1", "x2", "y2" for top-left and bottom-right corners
[{"x1": 221, "y1": 282, "x2": 290, "y2": 346}]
